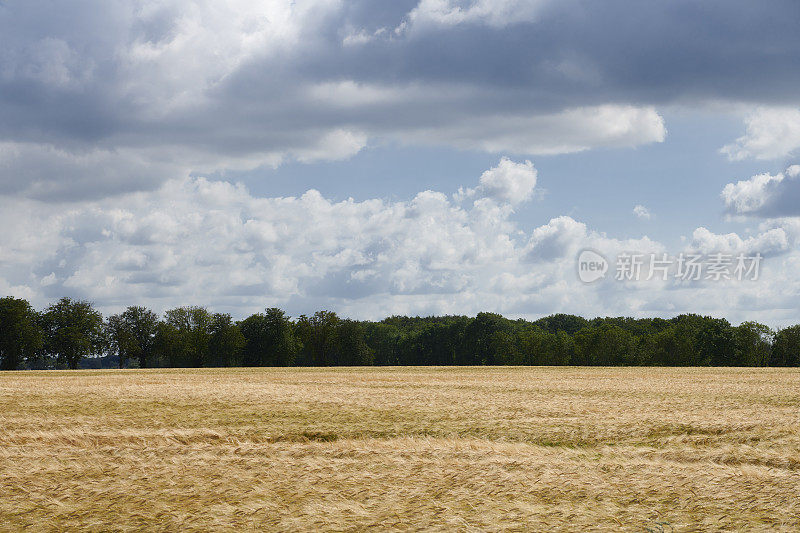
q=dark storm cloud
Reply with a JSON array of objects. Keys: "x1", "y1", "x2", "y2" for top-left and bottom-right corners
[
  {"x1": 305, "y1": 0, "x2": 800, "y2": 106},
  {"x1": 1, "y1": 0, "x2": 798, "y2": 200}
]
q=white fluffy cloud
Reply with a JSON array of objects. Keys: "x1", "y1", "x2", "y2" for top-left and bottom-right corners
[
  {"x1": 633, "y1": 205, "x2": 651, "y2": 220},
  {"x1": 457, "y1": 158, "x2": 538, "y2": 205},
  {"x1": 2, "y1": 159, "x2": 797, "y2": 324},
  {"x1": 722, "y1": 171, "x2": 785, "y2": 215},
  {"x1": 118, "y1": 0, "x2": 342, "y2": 111},
  {"x1": 722, "y1": 165, "x2": 800, "y2": 218},
  {"x1": 721, "y1": 108, "x2": 800, "y2": 161},
  {"x1": 1, "y1": 160, "x2": 550, "y2": 317},
  {"x1": 689, "y1": 227, "x2": 791, "y2": 257},
  {"x1": 478, "y1": 158, "x2": 537, "y2": 204}
]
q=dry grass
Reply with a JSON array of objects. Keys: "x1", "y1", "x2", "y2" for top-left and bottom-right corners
[{"x1": 1, "y1": 367, "x2": 799, "y2": 531}]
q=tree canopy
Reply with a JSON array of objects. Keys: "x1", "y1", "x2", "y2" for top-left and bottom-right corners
[{"x1": 1, "y1": 296, "x2": 799, "y2": 370}]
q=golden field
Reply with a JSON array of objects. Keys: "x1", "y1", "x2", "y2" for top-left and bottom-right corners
[{"x1": 1, "y1": 367, "x2": 799, "y2": 532}]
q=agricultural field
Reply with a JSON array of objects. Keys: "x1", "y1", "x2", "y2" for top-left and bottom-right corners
[{"x1": 1, "y1": 367, "x2": 799, "y2": 531}]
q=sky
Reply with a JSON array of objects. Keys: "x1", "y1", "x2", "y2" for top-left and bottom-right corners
[{"x1": 1, "y1": 0, "x2": 800, "y2": 325}]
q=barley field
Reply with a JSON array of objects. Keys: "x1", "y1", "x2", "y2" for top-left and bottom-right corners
[{"x1": 1, "y1": 367, "x2": 798, "y2": 531}]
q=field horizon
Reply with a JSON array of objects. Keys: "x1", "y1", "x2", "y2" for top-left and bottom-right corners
[{"x1": 2, "y1": 366, "x2": 799, "y2": 531}]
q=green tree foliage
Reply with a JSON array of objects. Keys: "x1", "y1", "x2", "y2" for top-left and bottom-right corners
[
  {"x1": 239, "y1": 308, "x2": 298, "y2": 366},
  {"x1": 396, "y1": 317, "x2": 470, "y2": 366},
  {"x1": 1, "y1": 298, "x2": 799, "y2": 370},
  {"x1": 533, "y1": 314, "x2": 589, "y2": 335},
  {"x1": 696, "y1": 317, "x2": 736, "y2": 366},
  {"x1": 40, "y1": 297, "x2": 103, "y2": 369},
  {"x1": 153, "y1": 320, "x2": 181, "y2": 368},
  {"x1": 649, "y1": 320, "x2": 700, "y2": 366},
  {"x1": 364, "y1": 322, "x2": 404, "y2": 366},
  {"x1": 105, "y1": 306, "x2": 159, "y2": 368},
  {"x1": 105, "y1": 314, "x2": 131, "y2": 368},
  {"x1": 488, "y1": 330, "x2": 523, "y2": 365},
  {"x1": 771, "y1": 326, "x2": 800, "y2": 367},
  {"x1": 292, "y1": 312, "x2": 375, "y2": 366},
  {"x1": 336, "y1": 320, "x2": 374, "y2": 366},
  {"x1": 0, "y1": 297, "x2": 43, "y2": 370},
  {"x1": 642, "y1": 315, "x2": 736, "y2": 367},
  {"x1": 158, "y1": 307, "x2": 213, "y2": 367},
  {"x1": 573, "y1": 324, "x2": 638, "y2": 366},
  {"x1": 209, "y1": 313, "x2": 246, "y2": 367},
  {"x1": 295, "y1": 311, "x2": 342, "y2": 366},
  {"x1": 734, "y1": 322, "x2": 773, "y2": 367},
  {"x1": 154, "y1": 307, "x2": 245, "y2": 367},
  {"x1": 462, "y1": 312, "x2": 514, "y2": 365}
]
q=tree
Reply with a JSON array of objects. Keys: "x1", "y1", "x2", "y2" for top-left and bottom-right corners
[
  {"x1": 489, "y1": 330, "x2": 523, "y2": 365},
  {"x1": 40, "y1": 297, "x2": 103, "y2": 369},
  {"x1": 533, "y1": 314, "x2": 589, "y2": 335},
  {"x1": 0, "y1": 297, "x2": 43, "y2": 370},
  {"x1": 651, "y1": 314, "x2": 735, "y2": 366},
  {"x1": 105, "y1": 314, "x2": 133, "y2": 368},
  {"x1": 336, "y1": 320, "x2": 373, "y2": 366},
  {"x1": 695, "y1": 316, "x2": 735, "y2": 366},
  {"x1": 5, "y1": 301, "x2": 800, "y2": 369},
  {"x1": 159, "y1": 307, "x2": 213, "y2": 367},
  {"x1": 734, "y1": 321, "x2": 773, "y2": 367},
  {"x1": 364, "y1": 322, "x2": 404, "y2": 366},
  {"x1": 648, "y1": 324, "x2": 696, "y2": 366},
  {"x1": 239, "y1": 308, "x2": 298, "y2": 366},
  {"x1": 106, "y1": 306, "x2": 160, "y2": 368},
  {"x1": 209, "y1": 313, "x2": 245, "y2": 367},
  {"x1": 295, "y1": 311, "x2": 341, "y2": 366},
  {"x1": 771, "y1": 326, "x2": 800, "y2": 367},
  {"x1": 573, "y1": 324, "x2": 638, "y2": 366},
  {"x1": 154, "y1": 321, "x2": 182, "y2": 368},
  {"x1": 462, "y1": 312, "x2": 513, "y2": 365},
  {"x1": 518, "y1": 326, "x2": 572, "y2": 366}
]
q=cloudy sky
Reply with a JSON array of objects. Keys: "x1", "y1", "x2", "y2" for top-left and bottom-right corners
[{"x1": 2, "y1": 0, "x2": 800, "y2": 324}]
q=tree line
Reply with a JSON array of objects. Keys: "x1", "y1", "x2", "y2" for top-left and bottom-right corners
[{"x1": 1, "y1": 296, "x2": 799, "y2": 370}]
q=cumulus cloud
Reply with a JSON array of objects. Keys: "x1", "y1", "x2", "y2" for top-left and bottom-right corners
[
  {"x1": 477, "y1": 158, "x2": 537, "y2": 204},
  {"x1": 1, "y1": 160, "x2": 542, "y2": 315},
  {"x1": 721, "y1": 108, "x2": 800, "y2": 161},
  {"x1": 633, "y1": 205, "x2": 651, "y2": 219},
  {"x1": 0, "y1": 160, "x2": 688, "y2": 319},
  {"x1": 526, "y1": 216, "x2": 591, "y2": 261},
  {"x1": 688, "y1": 227, "x2": 791, "y2": 257},
  {"x1": 722, "y1": 165, "x2": 800, "y2": 218},
  {"x1": 457, "y1": 157, "x2": 538, "y2": 205},
  {"x1": 2, "y1": 157, "x2": 793, "y2": 324}
]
